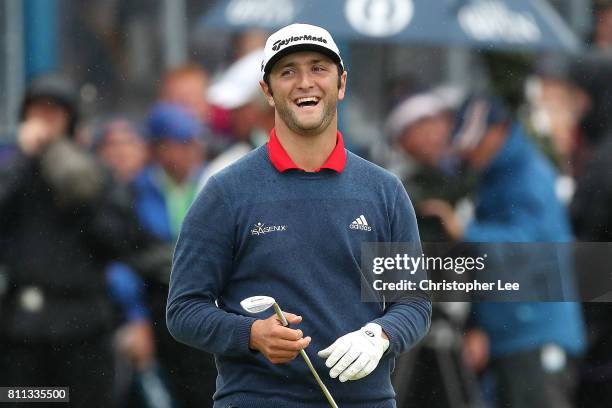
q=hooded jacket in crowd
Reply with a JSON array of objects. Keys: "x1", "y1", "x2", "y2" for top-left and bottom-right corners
[{"x1": 466, "y1": 122, "x2": 586, "y2": 358}]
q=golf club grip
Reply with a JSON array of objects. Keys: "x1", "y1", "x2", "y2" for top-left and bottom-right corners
[
  {"x1": 273, "y1": 303, "x2": 289, "y2": 326},
  {"x1": 272, "y1": 303, "x2": 339, "y2": 408}
]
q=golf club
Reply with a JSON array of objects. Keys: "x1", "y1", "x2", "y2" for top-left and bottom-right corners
[{"x1": 240, "y1": 296, "x2": 339, "y2": 408}]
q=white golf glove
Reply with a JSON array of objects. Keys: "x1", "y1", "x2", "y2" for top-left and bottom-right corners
[{"x1": 317, "y1": 323, "x2": 390, "y2": 382}]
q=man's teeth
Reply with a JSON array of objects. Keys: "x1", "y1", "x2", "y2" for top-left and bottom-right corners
[{"x1": 296, "y1": 97, "x2": 319, "y2": 106}]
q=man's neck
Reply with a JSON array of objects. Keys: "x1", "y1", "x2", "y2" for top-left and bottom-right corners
[
  {"x1": 274, "y1": 116, "x2": 338, "y2": 172},
  {"x1": 159, "y1": 166, "x2": 192, "y2": 187}
]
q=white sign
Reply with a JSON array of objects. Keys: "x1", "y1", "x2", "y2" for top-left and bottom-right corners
[
  {"x1": 226, "y1": 0, "x2": 297, "y2": 27},
  {"x1": 458, "y1": 1, "x2": 541, "y2": 44},
  {"x1": 345, "y1": 0, "x2": 414, "y2": 37}
]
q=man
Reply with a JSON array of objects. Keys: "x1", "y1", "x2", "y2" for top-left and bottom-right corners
[
  {"x1": 198, "y1": 48, "x2": 274, "y2": 191},
  {"x1": 94, "y1": 118, "x2": 149, "y2": 184},
  {"x1": 593, "y1": 0, "x2": 612, "y2": 49},
  {"x1": 385, "y1": 89, "x2": 480, "y2": 407},
  {"x1": 571, "y1": 130, "x2": 612, "y2": 408},
  {"x1": 167, "y1": 24, "x2": 431, "y2": 408},
  {"x1": 568, "y1": 55, "x2": 612, "y2": 407},
  {"x1": 133, "y1": 103, "x2": 217, "y2": 407},
  {"x1": 135, "y1": 103, "x2": 206, "y2": 242},
  {"x1": 421, "y1": 95, "x2": 585, "y2": 408},
  {"x1": 385, "y1": 88, "x2": 472, "y2": 242},
  {"x1": 0, "y1": 73, "x2": 151, "y2": 407},
  {"x1": 160, "y1": 63, "x2": 211, "y2": 125}
]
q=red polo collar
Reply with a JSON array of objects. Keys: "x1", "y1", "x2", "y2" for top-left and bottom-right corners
[{"x1": 267, "y1": 128, "x2": 347, "y2": 173}]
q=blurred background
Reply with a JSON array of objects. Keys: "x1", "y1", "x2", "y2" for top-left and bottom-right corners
[{"x1": 2, "y1": 0, "x2": 612, "y2": 407}]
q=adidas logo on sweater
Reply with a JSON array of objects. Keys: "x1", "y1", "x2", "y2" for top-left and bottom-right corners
[{"x1": 349, "y1": 215, "x2": 372, "y2": 231}]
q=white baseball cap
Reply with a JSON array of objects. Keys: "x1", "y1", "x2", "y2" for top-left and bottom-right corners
[
  {"x1": 261, "y1": 23, "x2": 344, "y2": 76},
  {"x1": 208, "y1": 48, "x2": 264, "y2": 109},
  {"x1": 386, "y1": 86, "x2": 465, "y2": 141},
  {"x1": 385, "y1": 92, "x2": 448, "y2": 142}
]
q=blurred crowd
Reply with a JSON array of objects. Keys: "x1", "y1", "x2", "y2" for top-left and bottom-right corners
[{"x1": 3, "y1": 2, "x2": 612, "y2": 408}]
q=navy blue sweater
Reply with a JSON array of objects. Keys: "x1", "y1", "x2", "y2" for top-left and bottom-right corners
[{"x1": 167, "y1": 145, "x2": 431, "y2": 408}]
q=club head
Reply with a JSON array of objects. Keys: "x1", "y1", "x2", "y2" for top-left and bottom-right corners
[{"x1": 240, "y1": 296, "x2": 276, "y2": 314}]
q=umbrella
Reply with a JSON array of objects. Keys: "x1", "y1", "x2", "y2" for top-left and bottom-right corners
[{"x1": 200, "y1": 0, "x2": 581, "y2": 51}]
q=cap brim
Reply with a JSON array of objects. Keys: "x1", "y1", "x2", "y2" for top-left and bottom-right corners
[
  {"x1": 208, "y1": 82, "x2": 259, "y2": 109},
  {"x1": 264, "y1": 44, "x2": 343, "y2": 75}
]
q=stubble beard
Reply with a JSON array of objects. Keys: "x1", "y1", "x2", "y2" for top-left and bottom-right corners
[{"x1": 274, "y1": 95, "x2": 337, "y2": 137}]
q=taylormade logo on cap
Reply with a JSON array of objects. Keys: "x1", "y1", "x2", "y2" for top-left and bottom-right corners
[
  {"x1": 262, "y1": 23, "x2": 344, "y2": 75},
  {"x1": 272, "y1": 35, "x2": 328, "y2": 52}
]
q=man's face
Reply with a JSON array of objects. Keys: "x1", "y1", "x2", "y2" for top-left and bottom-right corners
[
  {"x1": 595, "y1": 7, "x2": 612, "y2": 48},
  {"x1": 24, "y1": 98, "x2": 70, "y2": 138},
  {"x1": 97, "y1": 125, "x2": 148, "y2": 183},
  {"x1": 261, "y1": 51, "x2": 346, "y2": 136},
  {"x1": 153, "y1": 139, "x2": 203, "y2": 183},
  {"x1": 459, "y1": 124, "x2": 508, "y2": 170},
  {"x1": 400, "y1": 113, "x2": 452, "y2": 167},
  {"x1": 161, "y1": 74, "x2": 210, "y2": 121}
]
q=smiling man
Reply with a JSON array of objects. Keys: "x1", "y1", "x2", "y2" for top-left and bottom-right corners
[{"x1": 167, "y1": 24, "x2": 431, "y2": 408}]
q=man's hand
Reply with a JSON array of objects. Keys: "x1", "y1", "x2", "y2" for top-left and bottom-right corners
[
  {"x1": 249, "y1": 312, "x2": 311, "y2": 364},
  {"x1": 418, "y1": 199, "x2": 464, "y2": 241},
  {"x1": 116, "y1": 320, "x2": 156, "y2": 371},
  {"x1": 17, "y1": 118, "x2": 57, "y2": 157},
  {"x1": 317, "y1": 323, "x2": 389, "y2": 382},
  {"x1": 463, "y1": 328, "x2": 490, "y2": 373}
]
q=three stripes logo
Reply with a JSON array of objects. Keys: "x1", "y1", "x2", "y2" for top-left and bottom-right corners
[{"x1": 349, "y1": 215, "x2": 372, "y2": 231}]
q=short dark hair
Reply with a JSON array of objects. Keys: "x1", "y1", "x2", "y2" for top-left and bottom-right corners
[{"x1": 263, "y1": 63, "x2": 344, "y2": 95}]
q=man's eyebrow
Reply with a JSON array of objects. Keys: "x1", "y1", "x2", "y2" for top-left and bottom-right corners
[
  {"x1": 310, "y1": 58, "x2": 332, "y2": 65},
  {"x1": 277, "y1": 61, "x2": 297, "y2": 69},
  {"x1": 276, "y1": 58, "x2": 332, "y2": 70},
  {"x1": 310, "y1": 58, "x2": 333, "y2": 65}
]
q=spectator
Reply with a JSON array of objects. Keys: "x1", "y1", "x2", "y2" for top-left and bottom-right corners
[
  {"x1": 571, "y1": 131, "x2": 612, "y2": 408},
  {"x1": 593, "y1": 0, "x2": 612, "y2": 49},
  {"x1": 565, "y1": 53, "x2": 612, "y2": 148},
  {"x1": 0, "y1": 73, "x2": 150, "y2": 407},
  {"x1": 385, "y1": 88, "x2": 472, "y2": 241},
  {"x1": 421, "y1": 94, "x2": 586, "y2": 408},
  {"x1": 131, "y1": 103, "x2": 216, "y2": 407},
  {"x1": 521, "y1": 55, "x2": 592, "y2": 204},
  {"x1": 523, "y1": 56, "x2": 590, "y2": 176},
  {"x1": 159, "y1": 63, "x2": 228, "y2": 160},
  {"x1": 94, "y1": 118, "x2": 149, "y2": 183},
  {"x1": 569, "y1": 49, "x2": 612, "y2": 408},
  {"x1": 135, "y1": 103, "x2": 205, "y2": 241},
  {"x1": 198, "y1": 48, "x2": 273, "y2": 190},
  {"x1": 93, "y1": 118, "x2": 173, "y2": 407},
  {"x1": 160, "y1": 64, "x2": 210, "y2": 125},
  {"x1": 385, "y1": 89, "x2": 480, "y2": 407}
]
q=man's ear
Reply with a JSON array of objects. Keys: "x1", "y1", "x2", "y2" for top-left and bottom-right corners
[
  {"x1": 338, "y1": 71, "x2": 348, "y2": 101},
  {"x1": 259, "y1": 80, "x2": 275, "y2": 107}
]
